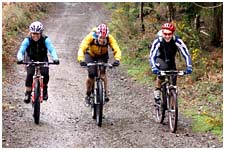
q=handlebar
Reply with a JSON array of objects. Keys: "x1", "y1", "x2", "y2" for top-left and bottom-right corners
[
  {"x1": 82, "y1": 62, "x2": 114, "y2": 69},
  {"x1": 17, "y1": 61, "x2": 59, "y2": 66},
  {"x1": 87, "y1": 62, "x2": 113, "y2": 68},
  {"x1": 159, "y1": 70, "x2": 186, "y2": 76}
]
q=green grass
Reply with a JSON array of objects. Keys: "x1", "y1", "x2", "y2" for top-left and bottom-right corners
[
  {"x1": 122, "y1": 50, "x2": 155, "y2": 86},
  {"x1": 184, "y1": 109, "x2": 223, "y2": 141}
]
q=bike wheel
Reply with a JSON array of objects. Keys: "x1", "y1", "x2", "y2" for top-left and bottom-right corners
[
  {"x1": 155, "y1": 86, "x2": 166, "y2": 124},
  {"x1": 168, "y1": 89, "x2": 178, "y2": 133},
  {"x1": 91, "y1": 85, "x2": 96, "y2": 119},
  {"x1": 96, "y1": 81, "x2": 103, "y2": 127},
  {"x1": 91, "y1": 98, "x2": 97, "y2": 119},
  {"x1": 33, "y1": 80, "x2": 41, "y2": 124}
]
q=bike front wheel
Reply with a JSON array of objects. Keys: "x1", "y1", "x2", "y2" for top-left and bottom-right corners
[
  {"x1": 96, "y1": 81, "x2": 104, "y2": 127},
  {"x1": 168, "y1": 89, "x2": 178, "y2": 133},
  {"x1": 33, "y1": 80, "x2": 41, "y2": 124}
]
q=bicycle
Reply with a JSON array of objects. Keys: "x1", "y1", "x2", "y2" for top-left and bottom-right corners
[
  {"x1": 84, "y1": 61, "x2": 115, "y2": 127},
  {"x1": 18, "y1": 61, "x2": 58, "y2": 124},
  {"x1": 154, "y1": 70, "x2": 186, "y2": 133}
]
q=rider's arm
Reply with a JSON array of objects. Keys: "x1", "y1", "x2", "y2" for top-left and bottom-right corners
[
  {"x1": 108, "y1": 34, "x2": 121, "y2": 61},
  {"x1": 17, "y1": 38, "x2": 30, "y2": 61},
  {"x1": 45, "y1": 38, "x2": 59, "y2": 60},
  {"x1": 175, "y1": 37, "x2": 192, "y2": 68},
  {"x1": 77, "y1": 33, "x2": 93, "y2": 62},
  {"x1": 149, "y1": 38, "x2": 161, "y2": 68}
]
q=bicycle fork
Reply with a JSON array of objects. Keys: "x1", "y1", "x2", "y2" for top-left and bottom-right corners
[
  {"x1": 31, "y1": 76, "x2": 44, "y2": 103},
  {"x1": 166, "y1": 85, "x2": 177, "y2": 112}
]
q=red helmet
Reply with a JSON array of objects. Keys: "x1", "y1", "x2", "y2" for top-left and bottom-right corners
[
  {"x1": 97, "y1": 24, "x2": 109, "y2": 38},
  {"x1": 162, "y1": 23, "x2": 175, "y2": 32}
]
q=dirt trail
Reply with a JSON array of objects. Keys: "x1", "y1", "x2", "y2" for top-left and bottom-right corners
[{"x1": 2, "y1": 3, "x2": 222, "y2": 148}]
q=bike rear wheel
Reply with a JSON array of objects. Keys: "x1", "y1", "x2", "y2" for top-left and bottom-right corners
[
  {"x1": 155, "y1": 86, "x2": 166, "y2": 124},
  {"x1": 168, "y1": 89, "x2": 178, "y2": 133},
  {"x1": 33, "y1": 80, "x2": 41, "y2": 124},
  {"x1": 96, "y1": 81, "x2": 103, "y2": 127}
]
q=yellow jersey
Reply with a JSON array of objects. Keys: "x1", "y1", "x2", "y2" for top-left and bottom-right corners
[{"x1": 77, "y1": 31, "x2": 121, "y2": 62}]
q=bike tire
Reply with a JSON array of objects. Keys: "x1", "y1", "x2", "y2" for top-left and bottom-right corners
[
  {"x1": 33, "y1": 80, "x2": 41, "y2": 124},
  {"x1": 155, "y1": 85, "x2": 166, "y2": 124},
  {"x1": 96, "y1": 81, "x2": 103, "y2": 127},
  {"x1": 168, "y1": 89, "x2": 178, "y2": 133},
  {"x1": 91, "y1": 103, "x2": 97, "y2": 119},
  {"x1": 91, "y1": 85, "x2": 96, "y2": 119}
]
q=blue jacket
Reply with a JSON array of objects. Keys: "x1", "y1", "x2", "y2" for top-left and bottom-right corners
[
  {"x1": 17, "y1": 36, "x2": 58, "y2": 61},
  {"x1": 149, "y1": 36, "x2": 192, "y2": 68}
]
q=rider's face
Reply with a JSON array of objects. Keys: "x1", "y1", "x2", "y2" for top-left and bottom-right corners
[
  {"x1": 162, "y1": 29, "x2": 173, "y2": 42},
  {"x1": 31, "y1": 32, "x2": 41, "y2": 41},
  {"x1": 98, "y1": 36, "x2": 107, "y2": 45}
]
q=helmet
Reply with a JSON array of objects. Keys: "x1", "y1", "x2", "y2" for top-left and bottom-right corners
[
  {"x1": 161, "y1": 23, "x2": 175, "y2": 32},
  {"x1": 29, "y1": 21, "x2": 44, "y2": 33},
  {"x1": 97, "y1": 24, "x2": 109, "y2": 38}
]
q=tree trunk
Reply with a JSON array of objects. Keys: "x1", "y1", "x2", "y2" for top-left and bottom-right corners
[
  {"x1": 167, "y1": 3, "x2": 175, "y2": 22},
  {"x1": 211, "y1": 2, "x2": 222, "y2": 47},
  {"x1": 139, "y1": 2, "x2": 145, "y2": 32}
]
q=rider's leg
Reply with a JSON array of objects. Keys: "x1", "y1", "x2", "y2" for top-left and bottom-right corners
[
  {"x1": 154, "y1": 58, "x2": 167, "y2": 103},
  {"x1": 154, "y1": 77, "x2": 163, "y2": 101},
  {"x1": 25, "y1": 65, "x2": 35, "y2": 103},
  {"x1": 86, "y1": 77, "x2": 94, "y2": 96},
  {"x1": 84, "y1": 53, "x2": 96, "y2": 106},
  {"x1": 41, "y1": 66, "x2": 49, "y2": 100},
  {"x1": 85, "y1": 65, "x2": 96, "y2": 106},
  {"x1": 100, "y1": 69, "x2": 109, "y2": 102}
]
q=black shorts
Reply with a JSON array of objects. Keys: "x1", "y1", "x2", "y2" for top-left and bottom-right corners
[
  {"x1": 156, "y1": 58, "x2": 177, "y2": 85},
  {"x1": 85, "y1": 53, "x2": 109, "y2": 78},
  {"x1": 25, "y1": 55, "x2": 49, "y2": 87}
]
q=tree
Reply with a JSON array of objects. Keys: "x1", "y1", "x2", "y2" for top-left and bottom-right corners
[
  {"x1": 211, "y1": 2, "x2": 222, "y2": 47},
  {"x1": 166, "y1": 2, "x2": 175, "y2": 22},
  {"x1": 139, "y1": 2, "x2": 145, "y2": 32}
]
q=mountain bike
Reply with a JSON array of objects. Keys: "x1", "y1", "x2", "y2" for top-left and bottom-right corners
[
  {"x1": 154, "y1": 70, "x2": 186, "y2": 133},
  {"x1": 85, "y1": 62, "x2": 115, "y2": 127},
  {"x1": 18, "y1": 61, "x2": 58, "y2": 124}
]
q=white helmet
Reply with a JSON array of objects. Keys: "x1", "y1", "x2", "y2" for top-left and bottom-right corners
[{"x1": 29, "y1": 21, "x2": 44, "y2": 33}]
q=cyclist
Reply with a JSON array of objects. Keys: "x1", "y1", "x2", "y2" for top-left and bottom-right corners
[
  {"x1": 17, "y1": 21, "x2": 59, "y2": 104},
  {"x1": 77, "y1": 23, "x2": 121, "y2": 106},
  {"x1": 149, "y1": 23, "x2": 192, "y2": 104}
]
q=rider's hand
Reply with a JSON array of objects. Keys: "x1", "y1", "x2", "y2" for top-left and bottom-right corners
[
  {"x1": 80, "y1": 61, "x2": 87, "y2": 66},
  {"x1": 185, "y1": 67, "x2": 192, "y2": 74},
  {"x1": 53, "y1": 60, "x2": 60, "y2": 64},
  {"x1": 152, "y1": 67, "x2": 160, "y2": 74},
  {"x1": 17, "y1": 60, "x2": 23, "y2": 64},
  {"x1": 112, "y1": 60, "x2": 120, "y2": 67}
]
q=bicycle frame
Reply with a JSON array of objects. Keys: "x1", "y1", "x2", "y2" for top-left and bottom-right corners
[
  {"x1": 154, "y1": 70, "x2": 185, "y2": 133},
  {"x1": 87, "y1": 62, "x2": 113, "y2": 105},
  {"x1": 31, "y1": 65, "x2": 45, "y2": 103},
  {"x1": 19, "y1": 61, "x2": 57, "y2": 124},
  {"x1": 160, "y1": 70, "x2": 185, "y2": 94},
  {"x1": 86, "y1": 61, "x2": 113, "y2": 126}
]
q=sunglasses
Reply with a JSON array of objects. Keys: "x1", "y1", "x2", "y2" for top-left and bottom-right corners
[{"x1": 163, "y1": 32, "x2": 173, "y2": 36}]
